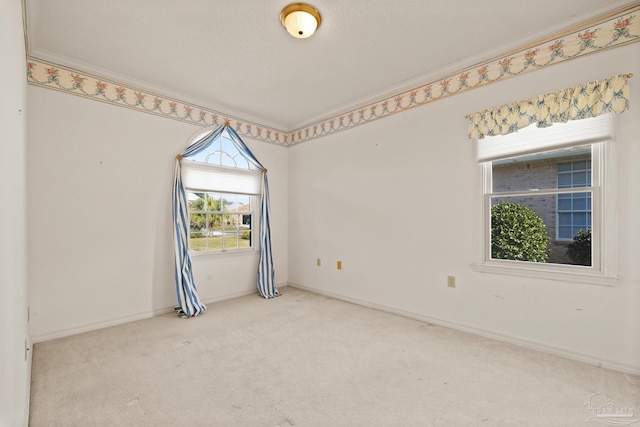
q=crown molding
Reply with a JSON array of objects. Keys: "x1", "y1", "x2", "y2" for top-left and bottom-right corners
[
  {"x1": 286, "y1": 0, "x2": 640, "y2": 132},
  {"x1": 286, "y1": 2, "x2": 640, "y2": 144},
  {"x1": 26, "y1": 2, "x2": 640, "y2": 146},
  {"x1": 28, "y1": 47, "x2": 289, "y2": 131},
  {"x1": 27, "y1": 55, "x2": 292, "y2": 145}
]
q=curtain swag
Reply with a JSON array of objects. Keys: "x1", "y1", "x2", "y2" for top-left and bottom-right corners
[
  {"x1": 172, "y1": 125, "x2": 279, "y2": 318},
  {"x1": 467, "y1": 73, "x2": 632, "y2": 140}
]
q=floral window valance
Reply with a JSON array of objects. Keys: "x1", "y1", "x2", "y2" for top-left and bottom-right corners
[{"x1": 467, "y1": 74, "x2": 631, "y2": 140}]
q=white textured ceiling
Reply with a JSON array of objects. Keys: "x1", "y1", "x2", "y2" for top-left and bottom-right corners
[{"x1": 26, "y1": 0, "x2": 633, "y2": 131}]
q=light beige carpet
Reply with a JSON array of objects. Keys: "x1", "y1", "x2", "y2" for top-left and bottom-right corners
[{"x1": 30, "y1": 287, "x2": 639, "y2": 426}]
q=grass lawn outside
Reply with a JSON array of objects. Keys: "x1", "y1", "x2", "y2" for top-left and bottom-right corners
[{"x1": 190, "y1": 235, "x2": 251, "y2": 251}]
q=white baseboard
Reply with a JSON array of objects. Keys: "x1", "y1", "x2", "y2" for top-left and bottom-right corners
[
  {"x1": 31, "y1": 284, "x2": 286, "y2": 343},
  {"x1": 287, "y1": 282, "x2": 640, "y2": 376}
]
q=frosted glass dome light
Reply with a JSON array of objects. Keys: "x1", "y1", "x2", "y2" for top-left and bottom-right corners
[{"x1": 280, "y1": 3, "x2": 322, "y2": 39}]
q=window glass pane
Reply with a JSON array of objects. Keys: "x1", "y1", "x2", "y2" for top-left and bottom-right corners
[
  {"x1": 207, "y1": 213, "x2": 222, "y2": 251},
  {"x1": 190, "y1": 211, "x2": 206, "y2": 232},
  {"x1": 189, "y1": 213, "x2": 206, "y2": 251},
  {"x1": 221, "y1": 138, "x2": 238, "y2": 158},
  {"x1": 557, "y1": 162, "x2": 572, "y2": 172},
  {"x1": 223, "y1": 233, "x2": 239, "y2": 250},
  {"x1": 557, "y1": 174, "x2": 572, "y2": 188},
  {"x1": 571, "y1": 227, "x2": 581, "y2": 239},
  {"x1": 572, "y1": 195, "x2": 587, "y2": 210},
  {"x1": 189, "y1": 192, "x2": 205, "y2": 212},
  {"x1": 235, "y1": 156, "x2": 250, "y2": 170},
  {"x1": 221, "y1": 213, "x2": 229, "y2": 227},
  {"x1": 210, "y1": 213, "x2": 223, "y2": 231},
  {"x1": 189, "y1": 218, "x2": 202, "y2": 235},
  {"x1": 489, "y1": 193, "x2": 590, "y2": 266},
  {"x1": 208, "y1": 152, "x2": 222, "y2": 166},
  {"x1": 239, "y1": 230, "x2": 251, "y2": 248},
  {"x1": 223, "y1": 195, "x2": 237, "y2": 211},
  {"x1": 221, "y1": 154, "x2": 237, "y2": 168},
  {"x1": 189, "y1": 150, "x2": 208, "y2": 163},
  {"x1": 185, "y1": 136, "x2": 256, "y2": 170},
  {"x1": 572, "y1": 160, "x2": 586, "y2": 170},
  {"x1": 242, "y1": 214, "x2": 251, "y2": 227},
  {"x1": 208, "y1": 193, "x2": 221, "y2": 211},
  {"x1": 221, "y1": 138, "x2": 236, "y2": 154},
  {"x1": 558, "y1": 226, "x2": 573, "y2": 240},
  {"x1": 573, "y1": 212, "x2": 588, "y2": 226},
  {"x1": 490, "y1": 195, "x2": 551, "y2": 262},
  {"x1": 558, "y1": 212, "x2": 571, "y2": 225},
  {"x1": 208, "y1": 233, "x2": 222, "y2": 250},
  {"x1": 572, "y1": 171, "x2": 588, "y2": 187},
  {"x1": 205, "y1": 214, "x2": 213, "y2": 235},
  {"x1": 492, "y1": 145, "x2": 591, "y2": 192},
  {"x1": 232, "y1": 215, "x2": 242, "y2": 230},
  {"x1": 186, "y1": 191, "x2": 253, "y2": 253},
  {"x1": 557, "y1": 196, "x2": 572, "y2": 211}
]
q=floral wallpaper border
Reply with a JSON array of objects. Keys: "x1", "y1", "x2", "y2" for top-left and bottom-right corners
[
  {"x1": 27, "y1": 59, "x2": 290, "y2": 145},
  {"x1": 27, "y1": 4, "x2": 639, "y2": 146},
  {"x1": 288, "y1": 4, "x2": 639, "y2": 144}
]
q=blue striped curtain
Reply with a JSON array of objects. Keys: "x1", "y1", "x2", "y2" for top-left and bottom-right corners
[
  {"x1": 172, "y1": 126, "x2": 225, "y2": 317},
  {"x1": 224, "y1": 126, "x2": 280, "y2": 299},
  {"x1": 172, "y1": 125, "x2": 279, "y2": 317}
]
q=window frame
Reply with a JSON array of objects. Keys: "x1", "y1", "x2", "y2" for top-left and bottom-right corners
[
  {"x1": 186, "y1": 190, "x2": 257, "y2": 256},
  {"x1": 182, "y1": 160, "x2": 261, "y2": 259},
  {"x1": 472, "y1": 119, "x2": 619, "y2": 286}
]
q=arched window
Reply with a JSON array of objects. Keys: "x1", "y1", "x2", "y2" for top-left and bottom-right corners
[
  {"x1": 182, "y1": 131, "x2": 260, "y2": 253},
  {"x1": 172, "y1": 125, "x2": 279, "y2": 317}
]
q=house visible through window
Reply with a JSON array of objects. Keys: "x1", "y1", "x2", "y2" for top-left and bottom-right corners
[
  {"x1": 181, "y1": 133, "x2": 261, "y2": 254},
  {"x1": 491, "y1": 145, "x2": 594, "y2": 265},
  {"x1": 188, "y1": 192, "x2": 253, "y2": 251}
]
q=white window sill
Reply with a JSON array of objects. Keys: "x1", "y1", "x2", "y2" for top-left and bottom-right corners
[
  {"x1": 189, "y1": 248, "x2": 259, "y2": 260},
  {"x1": 470, "y1": 261, "x2": 620, "y2": 287}
]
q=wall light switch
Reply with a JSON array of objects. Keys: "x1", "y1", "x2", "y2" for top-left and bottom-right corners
[
  {"x1": 447, "y1": 276, "x2": 456, "y2": 288},
  {"x1": 337, "y1": 261, "x2": 342, "y2": 270},
  {"x1": 317, "y1": 258, "x2": 321, "y2": 267}
]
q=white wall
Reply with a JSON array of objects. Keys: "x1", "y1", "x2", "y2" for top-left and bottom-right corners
[
  {"x1": 0, "y1": 1, "x2": 30, "y2": 425},
  {"x1": 288, "y1": 43, "x2": 640, "y2": 373},
  {"x1": 27, "y1": 88, "x2": 288, "y2": 341}
]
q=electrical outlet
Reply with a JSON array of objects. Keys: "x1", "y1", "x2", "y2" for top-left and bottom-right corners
[
  {"x1": 337, "y1": 261, "x2": 342, "y2": 270},
  {"x1": 447, "y1": 275, "x2": 456, "y2": 288},
  {"x1": 317, "y1": 258, "x2": 321, "y2": 267}
]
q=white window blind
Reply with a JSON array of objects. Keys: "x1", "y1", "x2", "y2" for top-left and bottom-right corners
[
  {"x1": 182, "y1": 161, "x2": 262, "y2": 195},
  {"x1": 476, "y1": 114, "x2": 613, "y2": 162}
]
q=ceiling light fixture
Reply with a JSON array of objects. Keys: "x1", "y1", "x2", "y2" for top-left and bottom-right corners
[{"x1": 280, "y1": 3, "x2": 322, "y2": 39}]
